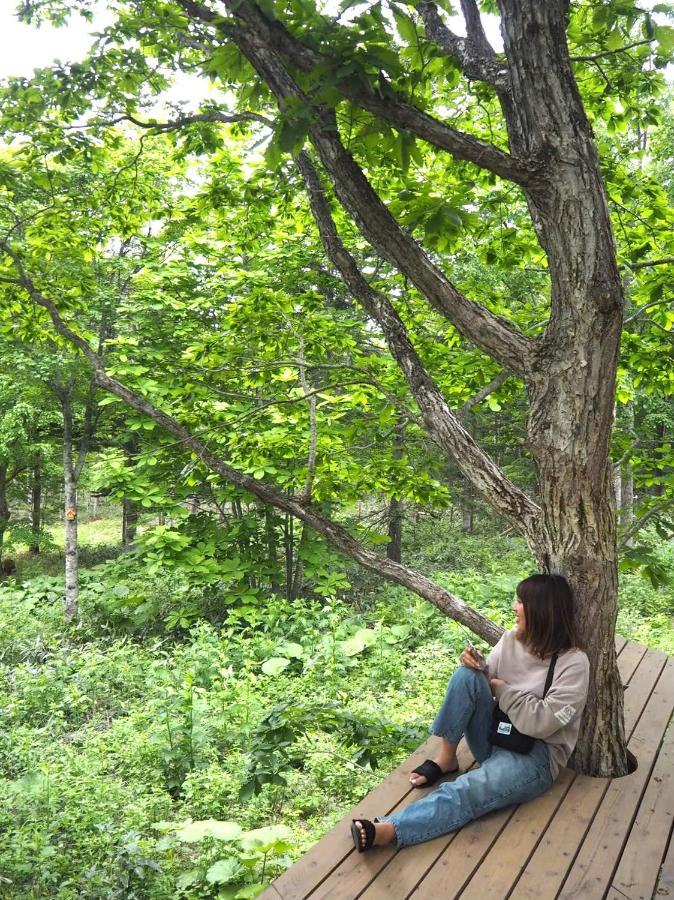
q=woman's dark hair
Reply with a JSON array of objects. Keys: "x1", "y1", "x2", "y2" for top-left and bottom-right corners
[{"x1": 516, "y1": 574, "x2": 580, "y2": 658}]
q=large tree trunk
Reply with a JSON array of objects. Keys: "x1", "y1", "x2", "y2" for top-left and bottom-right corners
[{"x1": 500, "y1": 2, "x2": 627, "y2": 776}]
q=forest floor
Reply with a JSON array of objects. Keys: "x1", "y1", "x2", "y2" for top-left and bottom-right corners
[{"x1": 1, "y1": 516, "x2": 672, "y2": 899}]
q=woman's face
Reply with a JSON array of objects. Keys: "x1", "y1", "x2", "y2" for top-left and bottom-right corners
[{"x1": 512, "y1": 595, "x2": 526, "y2": 637}]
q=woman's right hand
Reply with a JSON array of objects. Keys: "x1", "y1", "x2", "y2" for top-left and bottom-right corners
[{"x1": 460, "y1": 647, "x2": 484, "y2": 670}]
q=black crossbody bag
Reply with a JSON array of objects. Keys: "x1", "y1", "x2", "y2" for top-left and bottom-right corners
[{"x1": 489, "y1": 653, "x2": 558, "y2": 754}]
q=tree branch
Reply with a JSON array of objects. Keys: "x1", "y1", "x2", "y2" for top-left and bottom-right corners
[
  {"x1": 618, "y1": 498, "x2": 674, "y2": 550},
  {"x1": 296, "y1": 151, "x2": 540, "y2": 537},
  {"x1": 176, "y1": 0, "x2": 541, "y2": 187},
  {"x1": 104, "y1": 110, "x2": 275, "y2": 132},
  {"x1": 570, "y1": 39, "x2": 655, "y2": 63},
  {"x1": 416, "y1": 1, "x2": 508, "y2": 89},
  {"x1": 458, "y1": 369, "x2": 512, "y2": 416},
  {"x1": 624, "y1": 297, "x2": 674, "y2": 325},
  {"x1": 1, "y1": 239, "x2": 504, "y2": 644},
  {"x1": 223, "y1": 22, "x2": 534, "y2": 375},
  {"x1": 625, "y1": 256, "x2": 674, "y2": 271}
]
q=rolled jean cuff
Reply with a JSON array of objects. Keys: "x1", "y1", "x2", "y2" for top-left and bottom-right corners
[{"x1": 430, "y1": 726, "x2": 463, "y2": 744}]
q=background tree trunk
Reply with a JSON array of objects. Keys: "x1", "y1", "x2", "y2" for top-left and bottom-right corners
[
  {"x1": 29, "y1": 459, "x2": 42, "y2": 554},
  {"x1": 62, "y1": 394, "x2": 79, "y2": 620},
  {"x1": 0, "y1": 464, "x2": 9, "y2": 567},
  {"x1": 122, "y1": 498, "x2": 139, "y2": 546},
  {"x1": 386, "y1": 496, "x2": 403, "y2": 563}
]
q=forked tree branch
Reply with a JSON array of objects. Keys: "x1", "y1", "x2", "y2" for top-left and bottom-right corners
[
  {"x1": 417, "y1": 1, "x2": 508, "y2": 89},
  {"x1": 0, "y1": 238, "x2": 504, "y2": 644},
  {"x1": 221, "y1": 22, "x2": 534, "y2": 375},
  {"x1": 296, "y1": 151, "x2": 540, "y2": 538},
  {"x1": 175, "y1": 0, "x2": 541, "y2": 187}
]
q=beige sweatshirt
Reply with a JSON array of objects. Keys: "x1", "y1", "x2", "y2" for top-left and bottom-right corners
[{"x1": 486, "y1": 629, "x2": 590, "y2": 780}]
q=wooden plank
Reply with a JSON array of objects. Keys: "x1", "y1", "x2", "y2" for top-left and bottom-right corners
[
  {"x1": 558, "y1": 655, "x2": 674, "y2": 899},
  {"x1": 615, "y1": 640, "x2": 650, "y2": 686},
  {"x1": 610, "y1": 715, "x2": 674, "y2": 900},
  {"x1": 409, "y1": 806, "x2": 516, "y2": 899},
  {"x1": 258, "y1": 885, "x2": 284, "y2": 900},
  {"x1": 509, "y1": 644, "x2": 664, "y2": 900},
  {"x1": 306, "y1": 743, "x2": 476, "y2": 900},
  {"x1": 270, "y1": 737, "x2": 436, "y2": 899},
  {"x1": 358, "y1": 828, "x2": 459, "y2": 900},
  {"x1": 457, "y1": 766, "x2": 576, "y2": 900}
]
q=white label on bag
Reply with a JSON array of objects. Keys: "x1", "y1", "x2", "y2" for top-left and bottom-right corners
[{"x1": 497, "y1": 722, "x2": 512, "y2": 735}]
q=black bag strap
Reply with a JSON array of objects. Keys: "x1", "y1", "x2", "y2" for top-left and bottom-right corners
[{"x1": 542, "y1": 653, "x2": 558, "y2": 698}]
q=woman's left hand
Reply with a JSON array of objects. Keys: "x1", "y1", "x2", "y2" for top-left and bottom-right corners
[{"x1": 490, "y1": 677, "x2": 507, "y2": 691}]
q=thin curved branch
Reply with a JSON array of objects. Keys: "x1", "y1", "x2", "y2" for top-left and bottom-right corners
[
  {"x1": 618, "y1": 498, "x2": 674, "y2": 550},
  {"x1": 55, "y1": 110, "x2": 276, "y2": 133},
  {"x1": 626, "y1": 256, "x2": 674, "y2": 271},
  {"x1": 296, "y1": 150, "x2": 540, "y2": 538},
  {"x1": 624, "y1": 297, "x2": 674, "y2": 325},
  {"x1": 570, "y1": 38, "x2": 655, "y2": 63},
  {"x1": 1, "y1": 238, "x2": 504, "y2": 644},
  {"x1": 458, "y1": 369, "x2": 512, "y2": 416}
]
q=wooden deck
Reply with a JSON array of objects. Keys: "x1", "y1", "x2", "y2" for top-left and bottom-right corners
[{"x1": 260, "y1": 638, "x2": 674, "y2": 900}]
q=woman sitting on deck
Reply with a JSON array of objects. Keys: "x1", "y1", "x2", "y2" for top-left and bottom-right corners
[{"x1": 352, "y1": 574, "x2": 590, "y2": 852}]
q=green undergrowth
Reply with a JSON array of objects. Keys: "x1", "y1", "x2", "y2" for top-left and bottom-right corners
[{"x1": 0, "y1": 524, "x2": 672, "y2": 898}]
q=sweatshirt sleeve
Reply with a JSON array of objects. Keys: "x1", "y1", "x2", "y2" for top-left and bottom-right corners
[
  {"x1": 485, "y1": 635, "x2": 505, "y2": 679},
  {"x1": 492, "y1": 651, "x2": 590, "y2": 739}
]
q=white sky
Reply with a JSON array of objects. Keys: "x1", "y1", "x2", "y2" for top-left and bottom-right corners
[{"x1": 0, "y1": 1, "x2": 502, "y2": 84}]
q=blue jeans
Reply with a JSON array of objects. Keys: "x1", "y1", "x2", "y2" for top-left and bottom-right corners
[{"x1": 379, "y1": 666, "x2": 553, "y2": 848}]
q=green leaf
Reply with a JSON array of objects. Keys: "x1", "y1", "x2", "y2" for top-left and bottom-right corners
[
  {"x1": 654, "y1": 24, "x2": 674, "y2": 51},
  {"x1": 261, "y1": 656, "x2": 291, "y2": 675},
  {"x1": 392, "y1": 6, "x2": 417, "y2": 44},
  {"x1": 239, "y1": 825, "x2": 293, "y2": 852},
  {"x1": 277, "y1": 641, "x2": 304, "y2": 658},
  {"x1": 206, "y1": 858, "x2": 241, "y2": 884},
  {"x1": 235, "y1": 885, "x2": 268, "y2": 899}
]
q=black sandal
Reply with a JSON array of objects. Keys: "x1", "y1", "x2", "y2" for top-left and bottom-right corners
[
  {"x1": 350, "y1": 818, "x2": 376, "y2": 853},
  {"x1": 410, "y1": 759, "x2": 459, "y2": 788}
]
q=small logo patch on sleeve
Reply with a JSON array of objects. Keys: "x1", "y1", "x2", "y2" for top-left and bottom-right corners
[{"x1": 554, "y1": 704, "x2": 576, "y2": 726}]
